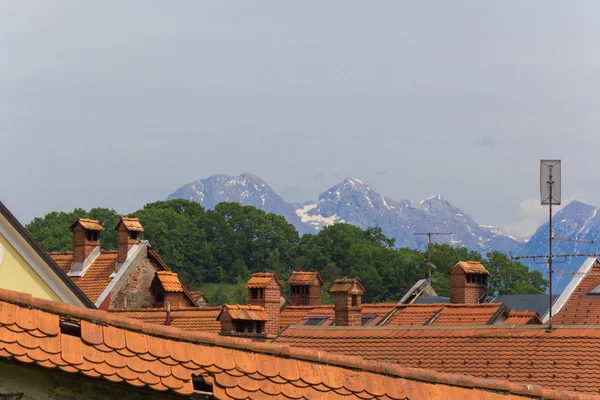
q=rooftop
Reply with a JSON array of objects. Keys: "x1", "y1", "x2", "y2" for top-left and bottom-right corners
[
  {"x1": 275, "y1": 324, "x2": 600, "y2": 395},
  {"x1": 287, "y1": 271, "x2": 324, "y2": 286},
  {"x1": 0, "y1": 288, "x2": 589, "y2": 399},
  {"x1": 109, "y1": 307, "x2": 222, "y2": 333},
  {"x1": 453, "y1": 261, "x2": 490, "y2": 275},
  {"x1": 116, "y1": 217, "x2": 144, "y2": 232},
  {"x1": 70, "y1": 218, "x2": 103, "y2": 231},
  {"x1": 219, "y1": 304, "x2": 270, "y2": 321},
  {"x1": 246, "y1": 272, "x2": 284, "y2": 289},
  {"x1": 155, "y1": 271, "x2": 184, "y2": 292}
]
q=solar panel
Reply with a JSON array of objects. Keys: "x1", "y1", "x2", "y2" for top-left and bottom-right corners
[{"x1": 588, "y1": 283, "x2": 600, "y2": 295}]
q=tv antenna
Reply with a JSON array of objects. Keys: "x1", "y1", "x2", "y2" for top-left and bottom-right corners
[
  {"x1": 511, "y1": 160, "x2": 600, "y2": 331},
  {"x1": 414, "y1": 232, "x2": 453, "y2": 283}
]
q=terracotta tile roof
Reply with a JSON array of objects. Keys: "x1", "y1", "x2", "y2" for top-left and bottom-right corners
[
  {"x1": 384, "y1": 305, "x2": 444, "y2": 326},
  {"x1": 109, "y1": 307, "x2": 222, "y2": 333},
  {"x1": 330, "y1": 278, "x2": 365, "y2": 294},
  {"x1": 155, "y1": 271, "x2": 184, "y2": 292},
  {"x1": 505, "y1": 311, "x2": 543, "y2": 325},
  {"x1": 246, "y1": 272, "x2": 284, "y2": 289},
  {"x1": 219, "y1": 304, "x2": 269, "y2": 321},
  {"x1": 50, "y1": 251, "x2": 117, "y2": 302},
  {"x1": 116, "y1": 217, "x2": 144, "y2": 231},
  {"x1": 70, "y1": 218, "x2": 103, "y2": 231},
  {"x1": 287, "y1": 271, "x2": 324, "y2": 286},
  {"x1": 454, "y1": 261, "x2": 490, "y2": 275},
  {"x1": 429, "y1": 303, "x2": 506, "y2": 325},
  {"x1": 555, "y1": 260, "x2": 600, "y2": 325},
  {"x1": 0, "y1": 289, "x2": 588, "y2": 399},
  {"x1": 275, "y1": 324, "x2": 600, "y2": 396}
]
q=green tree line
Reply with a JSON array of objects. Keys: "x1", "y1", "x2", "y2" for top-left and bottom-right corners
[{"x1": 26, "y1": 199, "x2": 547, "y2": 303}]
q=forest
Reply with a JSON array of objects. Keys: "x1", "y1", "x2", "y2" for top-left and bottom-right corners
[{"x1": 26, "y1": 199, "x2": 548, "y2": 304}]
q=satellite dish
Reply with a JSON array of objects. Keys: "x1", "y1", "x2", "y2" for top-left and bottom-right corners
[{"x1": 540, "y1": 160, "x2": 561, "y2": 205}]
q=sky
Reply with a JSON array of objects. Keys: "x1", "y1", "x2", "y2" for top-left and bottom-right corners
[{"x1": 2, "y1": 1, "x2": 600, "y2": 238}]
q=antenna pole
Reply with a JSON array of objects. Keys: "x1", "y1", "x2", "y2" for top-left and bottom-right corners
[
  {"x1": 547, "y1": 169, "x2": 554, "y2": 331},
  {"x1": 414, "y1": 232, "x2": 452, "y2": 283}
]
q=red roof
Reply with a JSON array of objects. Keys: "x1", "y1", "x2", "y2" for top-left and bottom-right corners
[
  {"x1": 504, "y1": 311, "x2": 543, "y2": 325},
  {"x1": 219, "y1": 304, "x2": 269, "y2": 321},
  {"x1": 287, "y1": 271, "x2": 324, "y2": 286},
  {"x1": 51, "y1": 251, "x2": 117, "y2": 302},
  {"x1": 155, "y1": 271, "x2": 184, "y2": 292},
  {"x1": 275, "y1": 324, "x2": 600, "y2": 395},
  {"x1": 70, "y1": 218, "x2": 103, "y2": 231},
  {"x1": 555, "y1": 260, "x2": 600, "y2": 325},
  {"x1": 453, "y1": 261, "x2": 490, "y2": 275},
  {"x1": 109, "y1": 307, "x2": 222, "y2": 333},
  {"x1": 0, "y1": 289, "x2": 581, "y2": 399},
  {"x1": 330, "y1": 278, "x2": 365, "y2": 294},
  {"x1": 115, "y1": 217, "x2": 144, "y2": 232},
  {"x1": 246, "y1": 272, "x2": 284, "y2": 289}
]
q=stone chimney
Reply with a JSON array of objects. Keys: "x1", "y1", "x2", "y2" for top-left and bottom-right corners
[
  {"x1": 287, "y1": 271, "x2": 323, "y2": 306},
  {"x1": 70, "y1": 218, "x2": 103, "y2": 275},
  {"x1": 449, "y1": 261, "x2": 489, "y2": 304},
  {"x1": 115, "y1": 217, "x2": 143, "y2": 267},
  {"x1": 246, "y1": 273, "x2": 283, "y2": 337},
  {"x1": 330, "y1": 278, "x2": 365, "y2": 327}
]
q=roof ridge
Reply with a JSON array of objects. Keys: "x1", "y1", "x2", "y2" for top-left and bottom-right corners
[
  {"x1": 0, "y1": 288, "x2": 584, "y2": 399},
  {"x1": 108, "y1": 306, "x2": 223, "y2": 313}
]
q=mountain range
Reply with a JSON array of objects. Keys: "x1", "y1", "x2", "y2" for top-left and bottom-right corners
[{"x1": 167, "y1": 173, "x2": 600, "y2": 293}]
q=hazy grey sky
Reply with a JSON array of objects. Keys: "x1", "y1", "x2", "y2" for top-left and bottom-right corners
[{"x1": 2, "y1": 1, "x2": 600, "y2": 238}]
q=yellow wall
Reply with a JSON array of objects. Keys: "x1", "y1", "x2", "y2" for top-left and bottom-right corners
[{"x1": 0, "y1": 233, "x2": 61, "y2": 301}]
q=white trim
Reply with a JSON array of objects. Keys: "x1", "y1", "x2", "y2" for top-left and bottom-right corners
[
  {"x1": 542, "y1": 257, "x2": 598, "y2": 322},
  {"x1": 0, "y1": 214, "x2": 85, "y2": 306},
  {"x1": 68, "y1": 246, "x2": 100, "y2": 277},
  {"x1": 94, "y1": 241, "x2": 147, "y2": 307}
]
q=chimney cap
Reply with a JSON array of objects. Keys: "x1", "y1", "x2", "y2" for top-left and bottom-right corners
[
  {"x1": 246, "y1": 272, "x2": 284, "y2": 289},
  {"x1": 451, "y1": 261, "x2": 490, "y2": 275},
  {"x1": 70, "y1": 218, "x2": 103, "y2": 231},
  {"x1": 217, "y1": 304, "x2": 270, "y2": 321},
  {"x1": 288, "y1": 271, "x2": 324, "y2": 286},
  {"x1": 115, "y1": 217, "x2": 144, "y2": 232},
  {"x1": 330, "y1": 278, "x2": 365, "y2": 295}
]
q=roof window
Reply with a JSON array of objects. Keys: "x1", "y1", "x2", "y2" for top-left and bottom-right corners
[
  {"x1": 361, "y1": 315, "x2": 375, "y2": 326},
  {"x1": 304, "y1": 317, "x2": 328, "y2": 326},
  {"x1": 589, "y1": 283, "x2": 600, "y2": 295}
]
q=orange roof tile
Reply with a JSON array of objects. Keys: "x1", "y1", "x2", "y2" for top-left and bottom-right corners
[
  {"x1": 0, "y1": 288, "x2": 588, "y2": 399},
  {"x1": 429, "y1": 303, "x2": 505, "y2": 325},
  {"x1": 155, "y1": 271, "x2": 184, "y2": 292},
  {"x1": 50, "y1": 251, "x2": 117, "y2": 302},
  {"x1": 70, "y1": 218, "x2": 104, "y2": 231},
  {"x1": 109, "y1": 307, "x2": 221, "y2": 333},
  {"x1": 287, "y1": 271, "x2": 324, "y2": 286},
  {"x1": 505, "y1": 310, "x2": 543, "y2": 325},
  {"x1": 384, "y1": 305, "x2": 444, "y2": 326},
  {"x1": 555, "y1": 260, "x2": 600, "y2": 325},
  {"x1": 453, "y1": 261, "x2": 490, "y2": 275},
  {"x1": 246, "y1": 272, "x2": 284, "y2": 288},
  {"x1": 275, "y1": 324, "x2": 600, "y2": 395},
  {"x1": 219, "y1": 304, "x2": 269, "y2": 321},
  {"x1": 115, "y1": 217, "x2": 144, "y2": 232},
  {"x1": 330, "y1": 278, "x2": 365, "y2": 294}
]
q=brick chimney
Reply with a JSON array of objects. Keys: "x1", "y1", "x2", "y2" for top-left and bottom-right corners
[
  {"x1": 246, "y1": 273, "x2": 283, "y2": 337},
  {"x1": 330, "y1": 278, "x2": 365, "y2": 327},
  {"x1": 217, "y1": 304, "x2": 269, "y2": 341},
  {"x1": 287, "y1": 271, "x2": 323, "y2": 306},
  {"x1": 70, "y1": 218, "x2": 103, "y2": 275},
  {"x1": 449, "y1": 261, "x2": 489, "y2": 304},
  {"x1": 115, "y1": 217, "x2": 143, "y2": 267}
]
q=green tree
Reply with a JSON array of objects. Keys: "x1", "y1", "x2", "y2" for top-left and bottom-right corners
[
  {"x1": 208, "y1": 287, "x2": 229, "y2": 306},
  {"x1": 483, "y1": 251, "x2": 548, "y2": 295}
]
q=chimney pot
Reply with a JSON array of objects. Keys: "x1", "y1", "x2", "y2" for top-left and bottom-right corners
[
  {"x1": 246, "y1": 273, "x2": 283, "y2": 337},
  {"x1": 70, "y1": 218, "x2": 103, "y2": 274},
  {"x1": 115, "y1": 217, "x2": 144, "y2": 267},
  {"x1": 330, "y1": 278, "x2": 365, "y2": 327},
  {"x1": 449, "y1": 261, "x2": 489, "y2": 304}
]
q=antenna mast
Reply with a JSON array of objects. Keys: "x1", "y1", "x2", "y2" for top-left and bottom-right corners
[{"x1": 414, "y1": 232, "x2": 452, "y2": 283}]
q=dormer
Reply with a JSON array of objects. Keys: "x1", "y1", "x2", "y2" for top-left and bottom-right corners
[
  {"x1": 150, "y1": 271, "x2": 187, "y2": 308},
  {"x1": 217, "y1": 304, "x2": 269, "y2": 340},
  {"x1": 69, "y1": 218, "x2": 103, "y2": 276},
  {"x1": 450, "y1": 261, "x2": 490, "y2": 304},
  {"x1": 115, "y1": 217, "x2": 143, "y2": 269},
  {"x1": 287, "y1": 271, "x2": 324, "y2": 306}
]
